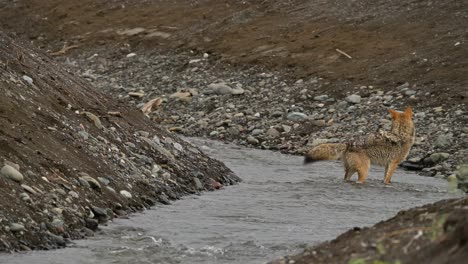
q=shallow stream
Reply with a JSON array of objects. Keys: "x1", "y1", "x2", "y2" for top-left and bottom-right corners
[{"x1": 0, "y1": 138, "x2": 460, "y2": 264}]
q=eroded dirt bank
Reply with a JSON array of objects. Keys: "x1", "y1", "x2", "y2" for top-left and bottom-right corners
[
  {"x1": 0, "y1": 32, "x2": 238, "y2": 251},
  {"x1": 270, "y1": 196, "x2": 468, "y2": 264}
]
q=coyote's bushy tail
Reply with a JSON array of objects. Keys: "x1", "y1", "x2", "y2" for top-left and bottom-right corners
[{"x1": 304, "y1": 143, "x2": 347, "y2": 164}]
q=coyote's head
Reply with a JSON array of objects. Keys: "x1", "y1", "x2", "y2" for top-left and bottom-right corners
[{"x1": 389, "y1": 106, "x2": 415, "y2": 138}]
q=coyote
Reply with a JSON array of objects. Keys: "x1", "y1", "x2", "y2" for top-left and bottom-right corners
[{"x1": 304, "y1": 107, "x2": 415, "y2": 184}]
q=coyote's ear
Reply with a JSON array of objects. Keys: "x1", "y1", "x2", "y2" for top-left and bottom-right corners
[
  {"x1": 404, "y1": 106, "x2": 413, "y2": 118},
  {"x1": 389, "y1": 109, "x2": 399, "y2": 120}
]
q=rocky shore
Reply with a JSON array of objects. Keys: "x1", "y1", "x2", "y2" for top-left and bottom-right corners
[
  {"x1": 0, "y1": 32, "x2": 239, "y2": 251},
  {"x1": 60, "y1": 48, "x2": 468, "y2": 191}
]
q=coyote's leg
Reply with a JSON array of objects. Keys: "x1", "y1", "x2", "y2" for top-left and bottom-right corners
[
  {"x1": 343, "y1": 168, "x2": 355, "y2": 181},
  {"x1": 345, "y1": 152, "x2": 370, "y2": 184},
  {"x1": 384, "y1": 161, "x2": 399, "y2": 185},
  {"x1": 356, "y1": 157, "x2": 370, "y2": 184}
]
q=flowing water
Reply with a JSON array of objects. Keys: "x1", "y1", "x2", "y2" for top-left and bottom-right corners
[{"x1": 1, "y1": 138, "x2": 461, "y2": 264}]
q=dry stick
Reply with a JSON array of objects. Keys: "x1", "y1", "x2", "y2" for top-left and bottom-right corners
[
  {"x1": 402, "y1": 230, "x2": 424, "y2": 254},
  {"x1": 49, "y1": 44, "x2": 79, "y2": 56},
  {"x1": 336, "y1": 48, "x2": 352, "y2": 59},
  {"x1": 377, "y1": 226, "x2": 431, "y2": 242}
]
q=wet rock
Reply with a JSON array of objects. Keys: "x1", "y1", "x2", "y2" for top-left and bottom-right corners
[
  {"x1": 345, "y1": 94, "x2": 361, "y2": 104},
  {"x1": 82, "y1": 227, "x2": 95, "y2": 237},
  {"x1": 400, "y1": 161, "x2": 425, "y2": 171},
  {"x1": 435, "y1": 133, "x2": 452, "y2": 148},
  {"x1": 120, "y1": 190, "x2": 132, "y2": 199},
  {"x1": 91, "y1": 206, "x2": 108, "y2": 218},
  {"x1": 158, "y1": 194, "x2": 171, "y2": 205},
  {"x1": 247, "y1": 135, "x2": 259, "y2": 145},
  {"x1": 211, "y1": 179, "x2": 223, "y2": 190},
  {"x1": 456, "y1": 165, "x2": 468, "y2": 181},
  {"x1": 287, "y1": 112, "x2": 308, "y2": 121},
  {"x1": 85, "y1": 218, "x2": 99, "y2": 231},
  {"x1": 1, "y1": 165, "x2": 24, "y2": 182},
  {"x1": 48, "y1": 232, "x2": 66, "y2": 247},
  {"x1": 425, "y1": 153, "x2": 450, "y2": 164},
  {"x1": 194, "y1": 178, "x2": 203, "y2": 190}
]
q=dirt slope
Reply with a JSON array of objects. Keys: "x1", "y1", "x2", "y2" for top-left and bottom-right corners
[
  {"x1": 0, "y1": 31, "x2": 238, "y2": 251},
  {"x1": 0, "y1": 0, "x2": 467, "y2": 105},
  {"x1": 270, "y1": 196, "x2": 468, "y2": 264}
]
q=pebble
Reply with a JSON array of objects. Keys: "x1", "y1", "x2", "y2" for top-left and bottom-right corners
[
  {"x1": 21, "y1": 184, "x2": 37, "y2": 194},
  {"x1": 266, "y1": 128, "x2": 280, "y2": 138},
  {"x1": 85, "y1": 218, "x2": 99, "y2": 231},
  {"x1": 9, "y1": 223, "x2": 25, "y2": 232},
  {"x1": 247, "y1": 135, "x2": 259, "y2": 145},
  {"x1": 22, "y1": 75, "x2": 33, "y2": 85},
  {"x1": 1, "y1": 165, "x2": 24, "y2": 182},
  {"x1": 314, "y1": 95, "x2": 328, "y2": 101},
  {"x1": 78, "y1": 173, "x2": 102, "y2": 191},
  {"x1": 120, "y1": 190, "x2": 132, "y2": 198},
  {"x1": 345, "y1": 94, "x2": 361, "y2": 104},
  {"x1": 194, "y1": 178, "x2": 203, "y2": 190},
  {"x1": 98, "y1": 177, "x2": 110, "y2": 186},
  {"x1": 251, "y1": 129, "x2": 264, "y2": 136},
  {"x1": 287, "y1": 112, "x2": 308, "y2": 121},
  {"x1": 435, "y1": 134, "x2": 452, "y2": 148}
]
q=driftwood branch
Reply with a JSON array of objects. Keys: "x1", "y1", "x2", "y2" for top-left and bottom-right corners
[{"x1": 335, "y1": 48, "x2": 352, "y2": 59}]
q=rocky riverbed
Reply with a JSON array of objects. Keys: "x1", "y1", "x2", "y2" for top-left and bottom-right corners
[
  {"x1": 0, "y1": 32, "x2": 238, "y2": 251},
  {"x1": 58, "y1": 48, "x2": 468, "y2": 192}
]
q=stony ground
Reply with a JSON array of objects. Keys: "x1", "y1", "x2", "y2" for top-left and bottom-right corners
[
  {"x1": 1, "y1": 0, "x2": 466, "y2": 188},
  {"x1": 0, "y1": 32, "x2": 238, "y2": 251},
  {"x1": 0, "y1": 0, "x2": 467, "y2": 262},
  {"x1": 58, "y1": 48, "x2": 468, "y2": 192}
]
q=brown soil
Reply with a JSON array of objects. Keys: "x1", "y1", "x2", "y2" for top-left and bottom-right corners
[
  {"x1": 0, "y1": 31, "x2": 238, "y2": 251},
  {"x1": 0, "y1": 0, "x2": 467, "y2": 106},
  {"x1": 270, "y1": 196, "x2": 468, "y2": 264}
]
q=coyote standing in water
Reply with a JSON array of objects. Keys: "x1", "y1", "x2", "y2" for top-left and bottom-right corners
[{"x1": 304, "y1": 107, "x2": 415, "y2": 185}]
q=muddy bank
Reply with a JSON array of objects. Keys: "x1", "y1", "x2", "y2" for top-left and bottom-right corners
[
  {"x1": 269, "y1": 196, "x2": 468, "y2": 264},
  {"x1": 0, "y1": 32, "x2": 239, "y2": 252}
]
